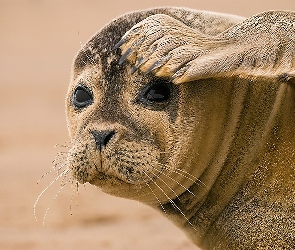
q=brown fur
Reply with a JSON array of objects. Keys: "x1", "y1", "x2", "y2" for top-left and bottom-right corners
[{"x1": 66, "y1": 7, "x2": 295, "y2": 249}]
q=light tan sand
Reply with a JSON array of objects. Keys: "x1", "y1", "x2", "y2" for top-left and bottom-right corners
[{"x1": 1, "y1": 1, "x2": 294, "y2": 249}]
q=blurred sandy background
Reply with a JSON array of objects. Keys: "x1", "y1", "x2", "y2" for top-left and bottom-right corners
[{"x1": 1, "y1": 0, "x2": 294, "y2": 249}]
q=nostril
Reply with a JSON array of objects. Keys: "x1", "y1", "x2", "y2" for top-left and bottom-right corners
[
  {"x1": 103, "y1": 130, "x2": 116, "y2": 146},
  {"x1": 91, "y1": 130, "x2": 116, "y2": 149}
]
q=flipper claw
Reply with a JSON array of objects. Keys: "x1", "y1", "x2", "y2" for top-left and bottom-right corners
[
  {"x1": 170, "y1": 66, "x2": 188, "y2": 82},
  {"x1": 119, "y1": 47, "x2": 133, "y2": 64},
  {"x1": 114, "y1": 37, "x2": 127, "y2": 50},
  {"x1": 146, "y1": 54, "x2": 172, "y2": 74}
]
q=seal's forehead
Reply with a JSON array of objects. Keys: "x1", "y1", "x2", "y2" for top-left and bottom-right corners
[
  {"x1": 72, "y1": 8, "x2": 204, "y2": 69},
  {"x1": 72, "y1": 7, "x2": 242, "y2": 76},
  {"x1": 73, "y1": 10, "x2": 157, "y2": 74}
]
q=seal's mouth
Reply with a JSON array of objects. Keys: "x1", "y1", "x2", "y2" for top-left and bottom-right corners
[
  {"x1": 68, "y1": 138, "x2": 165, "y2": 187},
  {"x1": 71, "y1": 160, "x2": 166, "y2": 190}
]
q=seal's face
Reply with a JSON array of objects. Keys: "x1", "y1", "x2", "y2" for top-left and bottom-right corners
[
  {"x1": 67, "y1": 61, "x2": 174, "y2": 183},
  {"x1": 65, "y1": 22, "x2": 203, "y2": 204},
  {"x1": 66, "y1": 60, "x2": 199, "y2": 202}
]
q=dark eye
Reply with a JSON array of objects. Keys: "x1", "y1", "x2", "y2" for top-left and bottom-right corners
[
  {"x1": 72, "y1": 85, "x2": 93, "y2": 109},
  {"x1": 140, "y1": 83, "x2": 170, "y2": 106}
]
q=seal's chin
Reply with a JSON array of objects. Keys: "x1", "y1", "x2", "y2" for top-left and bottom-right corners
[
  {"x1": 86, "y1": 169, "x2": 158, "y2": 201},
  {"x1": 87, "y1": 171, "x2": 125, "y2": 186}
]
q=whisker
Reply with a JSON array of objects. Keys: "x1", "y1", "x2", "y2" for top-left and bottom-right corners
[
  {"x1": 161, "y1": 164, "x2": 207, "y2": 188},
  {"x1": 143, "y1": 171, "x2": 197, "y2": 232},
  {"x1": 69, "y1": 181, "x2": 80, "y2": 215},
  {"x1": 77, "y1": 30, "x2": 85, "y2": 58},
  {"x1": 77, "y1": 37, "x2": 88, "y2": 66},
  {"x1": 41, "y1": 173, "x2": 71, "y2": 226},
  {"x1": 162, "y1": 166, "x2": 196, "y2": 184},
  {"x1": 175, "y1": 168, "x2": 207, "y2": 188},
  {"x1": 52, "y1": 152, "x2": 68, "y2": 171},
  {"x1": 149, "y1": 170, "x2": 182, "y2": 203},
  {"x1": 52, "y1": 151, "x2": 68, "y2": 158},
  {"x1": 60, "y1": 168, "x2": 71, "y2": 187},
  {"x1": 55, "y1": 162, "x2": 68, "y2": 176},
  {"x1": 153, "y1": 168, "x2": 195, "y2": 196},
  {"x1": 37, "y1": 169, "x2": 54, "y2": 185},
  {"x1": 54, "y1": 143, "x2": 72, "y2": 149},
  {"x1": 144, "y1": 180, "x2": 167, "y2": 215},
  {"x1": 53, "y1": 154, "x2": 65, "y2": 164},
  {"x1": 79, "y1": 41, "x2": 97, "y2": 66},
  {"x1": 37, "y1": 155, "x2": 65, "y2": 184},
  {"x1": 34, "y1": 169, "x2": 69, "y2": 222},
  {"x1": 37, "y1": 162, "x2": 66, "y2": 185}
]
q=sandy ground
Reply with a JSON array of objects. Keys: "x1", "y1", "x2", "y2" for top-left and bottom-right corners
[{"x1": 1, "y1": 1, "x2": 294, "y2": 249}]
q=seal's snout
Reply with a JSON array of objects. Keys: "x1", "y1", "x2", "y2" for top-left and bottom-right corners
[{"x1": 91, "y1": 130, "x2": 116, "y2": 150}]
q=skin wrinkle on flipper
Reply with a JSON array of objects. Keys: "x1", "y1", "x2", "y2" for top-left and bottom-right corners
[{"x1": 54, "y1": 7, "x2": 295, "y2": 250}]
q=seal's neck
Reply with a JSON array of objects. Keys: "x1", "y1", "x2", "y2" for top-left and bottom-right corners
[{"x1": 156, "y1": 80, "x2": 295, "y2": 247}]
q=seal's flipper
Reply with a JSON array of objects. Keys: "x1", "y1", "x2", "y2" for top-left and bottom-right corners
[{"x1": 117, "y1": 11, "x2": 295, "y2": 84}]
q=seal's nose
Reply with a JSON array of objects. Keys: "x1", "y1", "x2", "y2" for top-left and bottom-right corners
[{"x1": 91, "y1": 130, "x2": 116, "y2": 150}]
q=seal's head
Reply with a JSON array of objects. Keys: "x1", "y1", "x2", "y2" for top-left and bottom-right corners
[
  {"x1": 69, "y1": 17, "x2": 174, "y2": 206},
  {"x1": 65, "y1": 7, "x2": 237, "y2": 205},
  {"x1": 67, "y1": 9, "x2": 178, "y2": 204}
]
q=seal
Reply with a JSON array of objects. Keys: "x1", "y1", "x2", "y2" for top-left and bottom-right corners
[{"x1": 65, "y1": 7, "x2": 295, "y2": 249}]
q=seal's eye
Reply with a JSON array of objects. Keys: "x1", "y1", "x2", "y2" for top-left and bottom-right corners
[
  {"x1": 140, "y1": 83, "x2": 171, "y2": 106},
  {"x1": 146, "y1": 84, "x2": 170, "y2": 102},
  {"x1": 72, "y1": 85, "x2": 93, "y2": 109}
]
